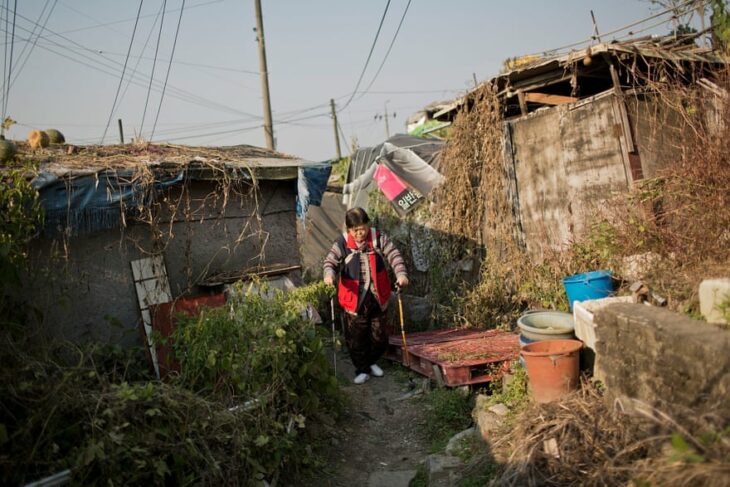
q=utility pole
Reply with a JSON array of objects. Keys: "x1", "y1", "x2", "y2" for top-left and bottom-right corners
[
  {"x1": 590, "y1": 10, "x2": 602, "y2": 43},
  {"x1": 254, "y1": 0, "x2": 275, "y2": 150},
  {"x1": 375, "y1": 101, "x2": 396, "y2": 139},
  {"x1": 330, "y1": 99, "x2": 342, "y2": 160},
  {"x1": 117, "y1": 119, "x2": 124, "y2": 144},
  {"x1": 383, "y1": 101, "x2": 390, "y2": 138}
]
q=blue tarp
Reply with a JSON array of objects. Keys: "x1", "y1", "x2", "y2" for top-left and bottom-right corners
[
  {"x1": 33, "y1": 170, "x2": 184, "y2": 235},
  {"x1": 34, "y1": 161, "x2": 331, "y2": 235},
  {"x1": 296, "y1": 163, "x2": 332, "y2": 219}
]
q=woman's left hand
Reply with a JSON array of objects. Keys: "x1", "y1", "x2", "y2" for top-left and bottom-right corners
[{"x1": 396, "y1": 275, "x2": 409, "y2": 288}]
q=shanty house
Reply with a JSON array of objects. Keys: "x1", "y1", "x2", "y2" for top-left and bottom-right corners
[
  {"x1": 435, "y1": 35, "x2": 726, "y2": 256},
  {"x1": 22, "y1": 143, "x2": 325, "y2": 349}
]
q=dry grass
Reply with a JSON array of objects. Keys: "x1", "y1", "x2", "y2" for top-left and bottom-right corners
[
  {"x1": 489, "y1": 385, "x2": 730, "y2": 487},
  {"x1": 430, "y1": 84, "x2": 569, "y2": 327}
]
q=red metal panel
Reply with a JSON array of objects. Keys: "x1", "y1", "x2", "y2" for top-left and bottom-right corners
[{"x1": 151, "y1": 294, "x2": 226, "y2": 378}]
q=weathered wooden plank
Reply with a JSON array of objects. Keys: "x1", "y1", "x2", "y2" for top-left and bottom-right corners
[
  {"x1": 517, "y1": 91, "x2": 528, "y2": 115},
  {"x1": 523, "y1": 92, "x2": 579, "y2": 105}
]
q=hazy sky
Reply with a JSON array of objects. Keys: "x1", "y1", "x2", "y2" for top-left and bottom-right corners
[{"x1": 4, "y1": 0, "x2": 705, "y2": 161}]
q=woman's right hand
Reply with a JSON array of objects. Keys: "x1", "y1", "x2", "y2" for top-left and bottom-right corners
[{"x1": 324, "y1": 275, "x2": 334, "y2": 286}]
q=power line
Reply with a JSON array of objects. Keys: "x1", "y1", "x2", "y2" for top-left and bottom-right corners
[
  {"x1": 2, "y1": 0, "x2": 8, "y2": 124},
  {"x1": 117, "y1": 0, "x2": 166, "y2": 121},
  {"x1": 150, "y1": 0, "x2": 185, "y2": 141},
  {"x1": 339, "y1": 0, "x2": 391, "y2": 112},
  {"x1": 4, "y1": 0, "x2": 16, "y2": 120},
  {"x1": 43, "y1": 0, "x2": 221, "y2": 39},
  {"x1": 0, "y1": 10, "x2": 263, "y2": 120},
  {"x1": 31, "y1": 40, "x2": 261, "y2": 75},
  {"x1": 7, "y1": 0, "x2": 56, "y2": 88},
  {"x1": 523, "y1": 0, "x2": 701, "y2": 58},
  {"x1": 139, "y1": 0, "x2": 166, "y2": 137},
  {"x1": 100, "y1": 0, "x2": 144, "y2": 144},
  {"x1": 360, "y1": 0, "x2": 411, "y2": 97}
]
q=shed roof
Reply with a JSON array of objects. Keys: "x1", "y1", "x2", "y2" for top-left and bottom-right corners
[
  {"x1": 495, "y1": 35, "x2": 727, "y2": 93},
  {"x1": 430, "y1": 35, "x2": 728, "y2": 120},
  {"x1": 9, "y1": 142, "x2": 316, "y2": 181}
]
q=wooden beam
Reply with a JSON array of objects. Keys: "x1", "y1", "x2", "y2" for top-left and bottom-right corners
[
  {"x1": 517, "y1": 91, "x2": 527, "y2": 115},
  {"x1": 523, "y1": 92, "x2": 578, "y2": 105},
  {"x1": 607, "y1": 60, "x2": 636, "y2": 153}
]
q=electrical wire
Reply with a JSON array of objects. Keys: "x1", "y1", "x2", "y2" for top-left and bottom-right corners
[
  {"x1": 117, "y1": 0, "x2": 165, "y2": 117},
  {"x1": 359, "y1": 0, "x2": 411, "y2": 98},
  {"x1": 100, "y1": 0, "x2": 144, "y2": 144},
  {"x1": 336, "y1": 119, "x2": 352, "y2": 156},
  {"x1": 150, "y1": 0, "x2": 185, "y2": 141},
  {"x1": 522, "y1": 0, "x2": 702, "y2": 58},
  {"x1": 3, "y1": 0, "x2": 16, "y2": 120},
  {"x1": 50, "y1": 0, "x2": 221, "y2": 38},
  {"x1": 7, "y1": 0, "x2": 56, "y2": 88},
  {"x1": 2, "y1": 0, "x2": 8, "y2": 124},
  {"x1": 339, "y1": 0, "x2": 391, "y2": 112},
  {"x1": 0, "y1": 11, "x2": 262, "y2": 120},
  {"x1": 139, "y1": 0, "x2": 166, "y2": 137}
]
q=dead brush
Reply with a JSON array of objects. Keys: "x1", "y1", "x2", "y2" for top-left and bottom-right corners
[
  {"x1": 576, "y1": 63, "x2": 730, "y2": 312},
  {"x1": 488, "y1": 384, "x2": 730, "y2": 487},
  {"x1": 431, "y1": 83, "x2": 551, "y2": 327}
]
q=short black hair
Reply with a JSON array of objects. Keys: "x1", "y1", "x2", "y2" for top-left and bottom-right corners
[{"x1": 345, "y1": 207, "x2": 370, "y2": 229}]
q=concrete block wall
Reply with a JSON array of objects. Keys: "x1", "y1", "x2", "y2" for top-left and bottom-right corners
[{"x1": 594, "y1": 303, "x2": 730, "y2": 418}]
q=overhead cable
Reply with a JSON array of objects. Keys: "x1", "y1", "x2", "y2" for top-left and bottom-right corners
[
  {"x1": 100, "y1": 0, "x2": 144, "y2": 144},
  {"x1": 150, "y1": 0, "x2": 186, "y2": 141},
  {"x1": 8, "y1": 0, "x2": 57, "y2": 88},
  {"x1": 523, "y1": 0, "x2": 701, "y2": 58},
  {"x1": 50, "y1": 0, "x2": 221, "y2": 38},
  {"x1": 339, "y1": 0, "x2": 391, "y2": 112},
  {"x1": 140, "y1": 0, "x2": 167, "y2": 137},
  {"x1": 4, "y1": 0, "x2": 16, "y2": 120},
  {"x1": 118, "y1": 1, "x2": 166, "y2": 119},
  {"x1": 359, "y1": 0, "x2": 411, "y2": 98},
  {"x1": 0, "y1": 11, "x2": 261, "y2": 119}
]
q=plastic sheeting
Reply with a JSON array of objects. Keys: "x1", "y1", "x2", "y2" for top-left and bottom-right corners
[
  {"x1": 343, "y1": 134, "x2": 444, "y2": 213},
  {"x1": 34, "y1": 160, "x2": 332, "y2": 235},
  {"x1": 296, "y1": 163, "x2": 332, "y2": 219},
  {"x1": 33, "y1": 170, "x2": 184, "y2": 235}
]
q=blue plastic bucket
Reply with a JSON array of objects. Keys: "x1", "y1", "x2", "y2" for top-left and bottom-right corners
[{"x1": 562, "y1": 270, "x2": 613, "y2": 310}]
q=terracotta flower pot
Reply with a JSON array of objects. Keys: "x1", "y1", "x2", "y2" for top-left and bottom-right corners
[{"x1": 521, "y1": 339, "x2": 582, "y2": 403}]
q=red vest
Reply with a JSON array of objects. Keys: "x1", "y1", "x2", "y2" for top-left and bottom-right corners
[{"x1": 337, "y1": 228, "x2": 392, "y2": 314}]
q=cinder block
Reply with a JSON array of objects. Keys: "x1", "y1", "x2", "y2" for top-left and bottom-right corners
[{"x1": 699, "y1": 278, "x2": 730, "y2": 324}]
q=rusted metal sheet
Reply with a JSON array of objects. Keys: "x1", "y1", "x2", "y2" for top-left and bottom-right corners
[
  {"x1": 151, "y1": 293, "x2": 226, "y2": 378},
  {"x1": 385, "y1": 329, "x2": 520, "y2": 386}
]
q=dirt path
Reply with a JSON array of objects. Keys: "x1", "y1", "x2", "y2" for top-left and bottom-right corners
[{"x1": 305, "y1": 349, "x2": 431, "y2": 487}]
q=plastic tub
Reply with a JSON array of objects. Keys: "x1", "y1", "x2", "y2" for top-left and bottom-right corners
[
  {"x1": 562, "y1": 270, "x2": 613, "y2": 310},
  {"x1": 517, "y1": 311, "x2": 575, "y2": 342}
]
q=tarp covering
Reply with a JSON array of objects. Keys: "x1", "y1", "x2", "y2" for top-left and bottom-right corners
[
  {"x1": 34, "y1": 170, "x2": 184, "y2": 235},
  {"x1": 34, "y1": 161, "x2": 331, "y2": 235},
  {"x1": 343, "y1": 134, "x2": 444, "y2": 213},
  {"x1": 373, "y1": 164, "x2": 423, "y2": 216},
  {"x1": 296, "y1": 163, "x2": 332, "y2": 219}
]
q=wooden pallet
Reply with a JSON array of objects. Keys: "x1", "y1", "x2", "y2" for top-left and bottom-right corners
[{"x1": 385, "y1": 329, "x2": 520, "y2": 386}]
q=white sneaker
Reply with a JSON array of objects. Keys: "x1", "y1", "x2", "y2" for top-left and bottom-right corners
[
  {"x1": 370, "y1": 364, "x2": 384, "y2": 377},
  {"x1": 354, "y1": 373, "x2": 370, "y2": 384}
]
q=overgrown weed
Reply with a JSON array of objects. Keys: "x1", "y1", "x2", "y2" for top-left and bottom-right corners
[
  {"x1": 424, "y1": 388, "x2": 474, "y2": 452},
  {"x1": 1, "y1": 282, "x2": 343, "y2": 485}
]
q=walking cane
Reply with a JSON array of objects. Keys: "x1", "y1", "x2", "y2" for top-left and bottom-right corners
[
  {"x1": 330, "y1": 297, "x2": 337, "y2": 374},
  {"x1": 396, "y1": 286, "x2": 410, "y2": 367}
]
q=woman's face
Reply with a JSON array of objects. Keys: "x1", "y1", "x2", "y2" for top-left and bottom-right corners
[{"x1": 348, "y1": 224, "x2": 370, "y2": 243}]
